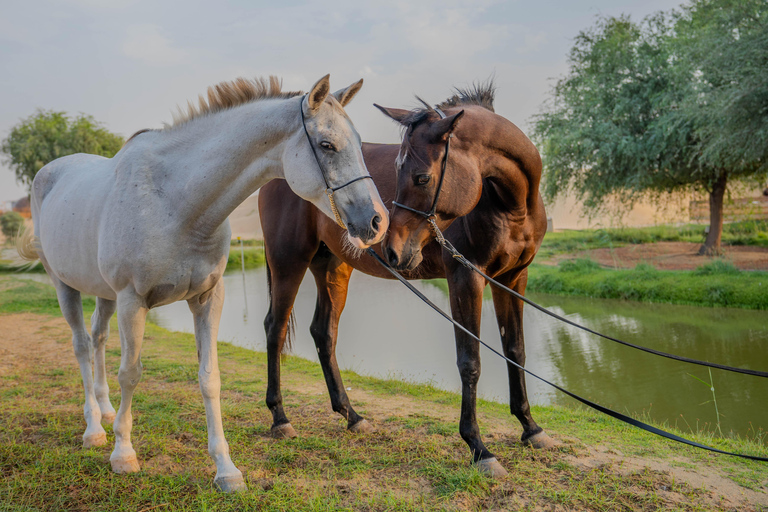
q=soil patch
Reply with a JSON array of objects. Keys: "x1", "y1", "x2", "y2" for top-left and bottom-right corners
[{"x1": 545, "y1": 241, "x2": 768, "y2": 271}]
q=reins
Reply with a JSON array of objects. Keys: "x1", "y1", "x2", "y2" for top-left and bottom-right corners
[
  {"x1": 300, "y1": 95, "x2": 373, "y2": 229},
  {"x1": 365, "y1": 248, "x2": 768, "y2": 462}
]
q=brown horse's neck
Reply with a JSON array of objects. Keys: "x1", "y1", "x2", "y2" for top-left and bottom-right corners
[{"x1": 451, "y1": 107, "x2": 542, "y2": 216}]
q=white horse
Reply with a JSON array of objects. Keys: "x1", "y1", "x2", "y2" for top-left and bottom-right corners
[{"x1": 17, "y1": 75, "x2": 389, "y2": 492}]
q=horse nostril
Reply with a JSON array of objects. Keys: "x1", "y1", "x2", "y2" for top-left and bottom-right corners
[
  {"x1": 386, "y1": 247, "x2": 399, "y2": 267},
  {"x1": 371, "y1": 214, "x2": 381, "y2": 232}
]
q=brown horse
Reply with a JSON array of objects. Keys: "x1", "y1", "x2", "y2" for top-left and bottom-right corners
[{"x1": 259, "y1": 83, "x2": 554, "y2": 476}]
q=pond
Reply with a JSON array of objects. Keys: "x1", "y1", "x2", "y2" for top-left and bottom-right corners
[{"x1": 147, "y1": 267, "x2": 768, "y2": 439}]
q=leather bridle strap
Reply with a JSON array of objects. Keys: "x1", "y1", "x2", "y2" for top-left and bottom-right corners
[
  {"x1": 300, "y1": 95, "x2": 373, "y2": 229},
  {"x1": 392, "y1": 107, "x2": 452, "y2": 232}
]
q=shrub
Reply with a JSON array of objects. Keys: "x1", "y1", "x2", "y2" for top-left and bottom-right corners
[
  {"x1": 0, "y1": 211, "x2": 24, "y2": 238},
  {"x1": 694, "y1": 260, "x2": 740, "y2": 276}
]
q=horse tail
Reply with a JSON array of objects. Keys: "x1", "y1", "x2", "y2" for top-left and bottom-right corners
[
  {"x1": 263, "y1": 241, "x2": 295, "y2": 354},
  {"x1": 15, "y1": 225, "x2": 39, "y2": 261}
]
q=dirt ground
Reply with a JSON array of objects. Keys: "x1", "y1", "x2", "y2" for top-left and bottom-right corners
[
  {"x1": 1, "y1": 311, "x2": 766, "y2": 510},
  {"x1": 545, "y1": 241, "x2": 768, "y2": 271}
]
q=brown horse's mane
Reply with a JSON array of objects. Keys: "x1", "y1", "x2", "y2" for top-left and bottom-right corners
[{"x1": 399, "y1": 78, "x2": 496, "y2": 127}]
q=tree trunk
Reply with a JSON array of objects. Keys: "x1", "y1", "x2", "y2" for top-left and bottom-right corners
[{"x1": 698, "y1": 172, "x2": 727, "y2": 256}]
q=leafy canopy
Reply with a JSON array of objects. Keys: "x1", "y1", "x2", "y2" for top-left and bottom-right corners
[
  {"x1": 531, "y1": 0, "x2": 768, "y2": 212},
  {"x1": 1, "y1": 110, "x2": 124, "y2": 193}
]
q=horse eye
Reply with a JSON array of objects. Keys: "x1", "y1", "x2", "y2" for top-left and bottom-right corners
[
  {"x1": 320, "y1": 141, "x2": 336, "y2": 151},
  {"x1": 415, "y1": 174, "x2": 431, "y2": 185}
]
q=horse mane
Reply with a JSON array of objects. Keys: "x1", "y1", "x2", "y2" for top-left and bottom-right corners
[
  {"x1": 399, "y1": 78, "x2": 497, "y2": 127},
  {"x1": 171, "y1": 75, "x2": 303, "y2": 127},
  {"x1": 123, "y1": 76, "x2": 304, "y2": 146},
  {"x1": 436, "y1": 78, "x2": 496, "y2": 112}
]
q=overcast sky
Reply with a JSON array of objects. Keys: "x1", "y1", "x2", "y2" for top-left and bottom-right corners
[{"x1": 0, "y1": 0, "x2": 684, "y2": 204}]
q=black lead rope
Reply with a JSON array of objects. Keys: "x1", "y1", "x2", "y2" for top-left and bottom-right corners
[
  {"x1": 365, "y1": 248, "x2": 768, "y2": 462},
  {"x1": 390, "y1": 102, "x2": 766, "y2": 379},
  {"x1": 434, "y1": 234, "x2": 768, "y2": 379}
]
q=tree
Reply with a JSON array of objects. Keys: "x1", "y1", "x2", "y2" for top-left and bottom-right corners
[
  {"x1": 532, "y1": 0, "x2": 768, "y2": 255},
  {"x1": 0, "y1": 211, "x2": 25, "y2": 238},
  {"x1": 1, "y1": 110, "x2": 124, "y2": 194}
]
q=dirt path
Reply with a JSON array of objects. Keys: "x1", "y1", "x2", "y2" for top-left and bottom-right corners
[
  {"x1": 543, "y1": 241, "x2": 768, "y2": 271},
  {"x1": 1, "y1": 312, "x2": 765, "y2": 510}
]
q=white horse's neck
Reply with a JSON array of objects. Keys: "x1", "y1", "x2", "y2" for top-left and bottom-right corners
[{"x1": 137, "y1": 96, "x2": 303, "y2": 240}]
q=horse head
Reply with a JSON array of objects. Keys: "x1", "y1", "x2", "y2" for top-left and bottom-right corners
[
  {"x1": 375, "y1": 104, "x2": 482, "y2": 271},
  {"x1": 284, "y1": 75, "x2": 389, "y2": 249}
]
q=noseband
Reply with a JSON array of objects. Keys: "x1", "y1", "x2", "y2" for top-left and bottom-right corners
[
  {"x1": 300, "y1": 96, "x2": 373, "y2": 230},
  {"x1": 392, "y1": 107, "x2": 452, "y2": 243}
]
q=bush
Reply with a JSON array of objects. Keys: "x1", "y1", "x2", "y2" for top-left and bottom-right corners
[
  {"x1": 693, "y1": 260, "x2": 740, "y2": 276},
  {"x1": 558, "y1": 258, "x2": 602, "y2": 273},
  {"x1": 0, "y1": 212, "x2": 24, "y2": 238}
]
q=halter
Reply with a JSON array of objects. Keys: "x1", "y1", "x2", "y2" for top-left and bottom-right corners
[
  {"x1": 391, "y1": 107, "x2": 452, "y2": 243},
  {"x1": 300, "y1": 95, "x2": 373, "y2": 229}
]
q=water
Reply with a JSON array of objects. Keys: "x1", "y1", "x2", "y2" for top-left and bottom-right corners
[{"x1": 139, "y1": 267, "x2": 766, "y2": 439}]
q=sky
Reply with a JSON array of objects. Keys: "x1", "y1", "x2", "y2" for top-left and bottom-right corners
[{"x1": 0, "y1": 0, "x2": 685, "y2": 205}]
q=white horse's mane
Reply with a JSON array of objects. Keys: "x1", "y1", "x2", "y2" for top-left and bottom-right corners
[
  {"x1": 126, "y1": 76, "x2": 303, "y2": 143},
  {"x1": 172, "y1": 75, "x2": 303, "y2": 126}
]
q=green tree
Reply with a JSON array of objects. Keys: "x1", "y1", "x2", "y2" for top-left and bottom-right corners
[
  {"x1": 0, "y1": 211, "x2": 25, "y2": 238},
  {"x1": 1, "y1": 109, "x2": 124, "y2": 193},
  {"x1": 532, "y1": 0, "x2": 768, "y2": 255}
]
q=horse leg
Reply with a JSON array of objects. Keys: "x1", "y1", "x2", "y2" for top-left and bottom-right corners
[
  {"x1": 188, "y1": 280, "x2": 245, "y2": 492},
  {"x1": 264, "y1": 257, "x2": 310, "y2": 439},
  {"x1": 447, "y1": 267, "x2": 508, "y2": 477},
  {"x1": 109, "y1": 290, "x2": 147, "y2": 474},
  {"x1": 53, "y1": 281, "x2": 106, "y2": 448},
  {"x1": 490, "y1": 269, "x2": 555, "y2": 449},
  {"x1": 91, "y1": 297, "x2": 117, "y2": 424},
  {"x1": 308, "y1": 253, "x2": 371, "y2": 433}
]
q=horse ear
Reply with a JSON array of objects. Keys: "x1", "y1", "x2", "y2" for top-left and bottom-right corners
[
  {"x1": 374, "y1": 104, "x2": 410, "y2": 125},
  {"x1": 307, "y1": 74, "x2": 331, "y2": 113},
  {"x1": 430, "y1": 110, "x2": 465, "y2": 142},
  {"x1": 332, "y1": 79, "x2": 363, "y2": 107}
]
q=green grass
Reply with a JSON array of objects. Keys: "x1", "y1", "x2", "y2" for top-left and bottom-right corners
[
  {"x1": 227, "y1": 241, "x2": 265, "y2": 271},
  {"x1": 524, "y1": 259, "x2": 768, "y2": 309},
  {"x1": 1, "y1": 275, "x2": 767, "y2": 510}
]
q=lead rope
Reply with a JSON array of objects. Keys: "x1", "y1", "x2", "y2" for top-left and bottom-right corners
[
  {"x1": 425, "y1": 222, "x2": 768, "y2": 378},
  {"x1": 365, "y1": 247, "x2": 768, "y2": 462}
]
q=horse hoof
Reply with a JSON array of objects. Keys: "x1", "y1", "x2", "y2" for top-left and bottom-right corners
[
  {"x1": 82, "y1": 431, "x2": 107, "y2": 448},
  {"x1": 348, "y1": 419, "x2": 373, "y2": 434},
  {"x1": 101, "y1": 411, "x2": 116, "y2": 424},
  {"x1": 271, "y1": 423, "x2": 298, "y2": 439},
  {"x1": 214, "y1": 474, "x2": 247, "y2": 493},
  {"x1": 110, "y1": 455, "x2": 140, "y2": 474},
  {"x1": 523, "y1": 431, "x2": 557, "y2": 450},
  {"x1": 475, "y1": 457, "x2": 508, "y2": 478}
]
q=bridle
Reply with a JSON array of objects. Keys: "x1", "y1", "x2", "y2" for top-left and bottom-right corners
[
  {"x1": 300, "y1": 95, "x2": 373, "y2": 230},
  {"x1": 391, "y1": 107, "x2": 452, "y2": 244}
]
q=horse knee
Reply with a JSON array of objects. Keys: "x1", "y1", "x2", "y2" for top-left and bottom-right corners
[
  {"x1": 118, "y1": 363, "x2": 142, "y2": 389},
  {"x1": 198, "y1": 370, "x2": 221, "y2": 399},
  {"x1": 506, "y1": 345, "x2": 526, "y2": 366},
  {"x1": 457, "y1": 361, "x2": 481, "y2": 384},
  {"x1": 72, "y1": 334, "x2": 93, "y2": 360}
]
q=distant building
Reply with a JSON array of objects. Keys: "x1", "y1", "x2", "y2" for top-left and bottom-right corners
[{"x1": 12, "y1": 196, "x2": 31, "y2": 218}]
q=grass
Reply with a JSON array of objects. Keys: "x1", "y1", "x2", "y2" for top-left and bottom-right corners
[
  {"x1": 524, "y1": 259, "x2": 768, "y2": 309},
  {"x1": 0, "y1": 275, "x2": 767, "y2": 511}
]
